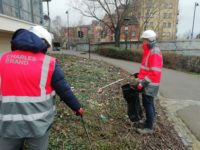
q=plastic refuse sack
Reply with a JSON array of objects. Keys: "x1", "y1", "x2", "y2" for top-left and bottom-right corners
[{"x1": 121, "y1": 84, "x2": 143, "y2": 122}]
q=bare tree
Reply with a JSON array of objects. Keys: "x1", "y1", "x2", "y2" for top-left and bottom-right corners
[
  {"x1": 74, "y1": 0, "x2": 137, "y2": 47},
  {"x1": 178, "y1": 30, "x2": 191, "y2": 40},
  {"x1": 134, "y1": 0, "x2": 165, "y2": 41},
  {"x1": 51, "y1": 16, "x2": 66, "y2": 45}
]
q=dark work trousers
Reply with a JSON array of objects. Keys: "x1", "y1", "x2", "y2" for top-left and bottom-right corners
[
  {"x1": 0, "y1": 130, "x2": 50, "y2": 150},
  {"x1": 142, "y1": 94, "x2": 155, "y2": 129}
]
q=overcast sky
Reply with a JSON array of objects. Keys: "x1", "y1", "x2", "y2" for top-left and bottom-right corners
[{"x1": 43, "y1": 0, "x2": 200, "y2": 38}]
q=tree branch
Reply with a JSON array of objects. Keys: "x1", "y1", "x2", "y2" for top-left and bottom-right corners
[{"x1": 96, "y1": 0, "x2": 115, "y2": 29}]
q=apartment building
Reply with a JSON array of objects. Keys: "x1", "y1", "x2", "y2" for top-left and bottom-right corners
[
  {"x1": 91, "y1": 10, "x2": 140, "y2": 43},
  {"x1": 139, "y1": 0, "x2": 179, "y2": 40},
  {"x1": 64, "y1": 25, "x2": 90, "y2": 46},
  {"x1": 90, "y1": 20, "x2": 103, "y2": 44},
  {"x1": 88, "y1": 0, "x2": 179, "y2": 44},
  {"x1": 0, "y1": 0, "x2": 43, "y2": 53}
]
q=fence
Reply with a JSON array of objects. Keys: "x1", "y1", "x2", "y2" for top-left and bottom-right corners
[{"x1": 75, "y1": 40, "x2": 200, "y2": 54}]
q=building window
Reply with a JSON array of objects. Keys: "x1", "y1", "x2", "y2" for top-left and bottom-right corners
[
  {"x1": 163, "y1": 2, "x2": 173, "y2": 9},
  {"x1": 147, "y1": 22, "x2": 154, "y2": 28},
  {"x1": 168, "y1": 13, "x2": 172, "y2": 19},
  {"x1": 166, "y1": 32, "x2": 170, "y2": 37},
  {"x1": 168, "y1": 22, "x2": 171, "y2": 28},
  {"x1": 112, "y1": 34, "x2": 115, "y2": 42},
  {"x1": 162, "y1": 32, "x2": 171, "y2": 37},
  {"x1": 163, "y1": 22, "x2": 167, "y2": 28},
  {"x1": 19, "y1": 0, "x2": 32, "y2": 22},
  {"x1": 32, "y1": 0, "x2": 42, "y2": 24},
  {"x1": 2, "y1": 0, "x2": 19, "y2": 18},
  {"x1": 1, "y1": 0, "x2": 42, "y2": 24},
  {"x1": 168, "y1": 3, "x2": 173, "y2": 9},
  {"x1": 146, "y1": 1, "x2": 153, "y2": 8},
  {"x1": 163, "y1": 13, "x2": 172, "y2": 19},
  {"x1": 145, "y1": 11, "x2": 154, "y2": 18},
  {"x1": 131, "y1": 32, "x2": 136, "y2": 37},
  {"x1": 163, "y1": 13, "x2": 167, "y2": 19}
]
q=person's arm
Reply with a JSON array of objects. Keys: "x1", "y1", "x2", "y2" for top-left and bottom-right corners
[{"x1": 51, "y1": 63, "x2": 82, "y2": 112}]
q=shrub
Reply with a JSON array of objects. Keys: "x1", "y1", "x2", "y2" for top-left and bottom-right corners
[
  {"x1": 95, "y1": 46, "x2": 200, "y2": 73},
  {"x1": 95, "y1": 46, "x2": 142, "y2": 63},
  {"x1": 163, "y1": 52, "x2": 200, "y2": 73}
]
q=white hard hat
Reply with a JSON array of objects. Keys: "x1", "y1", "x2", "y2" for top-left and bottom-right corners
[
  {"x1": 29, "y1": 25, "x2": 52, "y2": 47},
  {"x1": 141, "y1": 30, "x2": 156, "y2": 41}
]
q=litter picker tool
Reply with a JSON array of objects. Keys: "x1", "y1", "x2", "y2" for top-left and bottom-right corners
[
  {"x1": 97, "y1": 75, "x2": 132, "y2": 93},
  {"x1": 80, "y1": 116, "x2": 94, "y2": 150}
]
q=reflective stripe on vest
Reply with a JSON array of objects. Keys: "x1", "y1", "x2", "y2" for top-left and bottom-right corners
[
  {"x1": 144, "y1": 77, "x2": 160, "y2": 86},
  {"x1": 140, "y1": 65, "x2": 161, "y2": 72},
  {"x1": 144, "y1": 48, "x2": 162, "y2": 71},
  {"x1": 0, "y1": 91, "x2": 55, "y2": 103},
  {"x1": 0, "y1": 52, "x2": 56, "y2": 138},
  {"x1": 0, "y1": 106, "x2": 56, "y2": 121},
  {"x1": 40, "y1": 55, "x2": 51, "y2": 96}
]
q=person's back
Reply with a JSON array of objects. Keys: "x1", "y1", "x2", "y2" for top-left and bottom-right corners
[
  {"x1": 0, "y1": 50, "x2": 56, "y2": 138},
  {"x1": 0, "y1": 26, "x2": 83, "y2": 150}
]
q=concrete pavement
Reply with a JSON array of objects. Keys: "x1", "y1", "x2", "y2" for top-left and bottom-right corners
[{"x1": 52, "y1": 50, "x2": 200, "y2": 149}]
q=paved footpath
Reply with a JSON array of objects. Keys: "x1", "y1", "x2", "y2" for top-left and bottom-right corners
[{"x1": 52, "y1": 50, "x2": 200, "y2": 149}]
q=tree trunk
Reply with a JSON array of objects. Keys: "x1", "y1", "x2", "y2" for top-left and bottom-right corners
[{"x1": 114, "y1": 27, "x2": 121, "y2": 47}]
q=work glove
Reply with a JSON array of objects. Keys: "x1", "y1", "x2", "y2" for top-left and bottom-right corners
[
  {"x1": 137, "y1": 83, "x2": 143, "y2": 92},
  {"x1": 131, "y1": 73, "x2": 139, "y2": 78},
  {"x1": 75, "y1": 108, "x2": 84, "y2": 117}
]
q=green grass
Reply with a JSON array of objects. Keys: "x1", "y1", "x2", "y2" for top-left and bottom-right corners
[
  {"x1": 48, "y1": 54, "x2": 138, "y2": 150},
  {"x1": 47, "y1": 54, "x2": 186, "y2": 150}
]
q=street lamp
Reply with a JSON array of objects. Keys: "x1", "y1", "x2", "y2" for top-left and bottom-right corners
[
  {"x1": 43, "y1": 0, "x2": 52, "y2": 31},
  {"x1": 191, "y1": 2, "x2": 199, "y2": 39},
  {"x1": 124, "y1": 18, "x2": 130, "y2": 50},
  {"x1": 66, "y1": 11, "x2": 70, "y2": 50}
]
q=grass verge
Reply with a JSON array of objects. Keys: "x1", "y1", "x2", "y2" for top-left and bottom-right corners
[{"x1": 48, "y1": 54, "x2": 187, "y2": 150}]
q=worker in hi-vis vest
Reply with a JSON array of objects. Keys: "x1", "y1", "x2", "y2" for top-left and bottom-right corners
[
  {"x1": 0, "y1": 26, "x2": 83, "y2": 150},
  {"x1": 133, "y1": 30, "x2": 163, "y2": 135}
]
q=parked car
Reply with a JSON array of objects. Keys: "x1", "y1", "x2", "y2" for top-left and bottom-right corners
[{"x1": 53, "y1": 42, "x2": 61, "y2": 51}]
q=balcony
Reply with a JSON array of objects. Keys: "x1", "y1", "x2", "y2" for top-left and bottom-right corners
[{"x1": 0, "y1": 13, "x2": 35, "y2": 32}]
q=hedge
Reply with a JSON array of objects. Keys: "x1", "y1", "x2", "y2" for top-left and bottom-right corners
[
  {"x1": 95, "y1": 46, "x2": 142, "y2": 62},
  {"x1": 95, "y1": 46, "x2": 200, "y2": 73}
]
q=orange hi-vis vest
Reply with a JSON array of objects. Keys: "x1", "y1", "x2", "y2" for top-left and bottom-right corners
[
  {"x1": 138, "y1": 45, "x2": 163, "y2": 96},
  {"x1": 0, "y1": 50, "x2": 56, "y2": 138}
]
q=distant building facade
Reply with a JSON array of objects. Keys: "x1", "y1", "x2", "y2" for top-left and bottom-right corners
[
  {"x1": 196, "y1": 34, "x2": 200, "y2": 39},
  {"x1": 64, "y1": 25, "x2": 90, "y2": 47},
  {"x1": 0, "y1": 0, "x2": 44, "y2": 53},
  {"x1": 64, "y1": 0, "x2": 179, "y2": 45},
  {"x1": 139, "y1": 0, "x2": 179, "y2": 40},
  {"x1": 89, "y1": 0, "x2": 179, "y2": 43},
  {"x1": 90, "y1": 11, "x2": 140, "y2": 43},
  {"x1": 90, "y1": 20, "x2": 103, "y2": 44}
]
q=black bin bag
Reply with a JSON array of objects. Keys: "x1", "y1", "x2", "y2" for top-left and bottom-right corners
[{"x1": 121, "y1": 84, "x2": 143, "y2": 122}]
